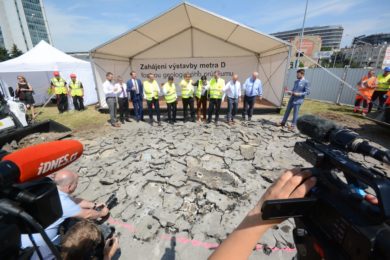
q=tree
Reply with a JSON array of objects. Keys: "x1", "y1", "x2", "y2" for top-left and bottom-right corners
[
  {"x1": 321, "y1": 46, "x2": 332, "y2": 51},
  {"x1": 10, "y1": 44, "x2": 23, "y2": 58},
  {"x1": 0, "y1": 47, "x2": 10, "y2": 61}
]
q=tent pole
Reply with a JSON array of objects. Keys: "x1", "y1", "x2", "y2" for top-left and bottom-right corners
[
  {"x1": 89, "y1": 52, "x2": 103, "y2": 108},
  {"x1": 279, "y1": 46, "x2": 292, "y2": 108}
]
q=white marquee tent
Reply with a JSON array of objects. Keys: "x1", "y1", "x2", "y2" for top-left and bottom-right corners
[
  {"x1": 90, "y1": 3, "x2": 291, "y2": 108},
  {"x1": 0, "y1": 41, "x2": 98, "y2": 106}
]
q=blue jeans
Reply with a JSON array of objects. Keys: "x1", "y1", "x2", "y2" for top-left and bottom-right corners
[
  {"x1": 132, "y1": 95, "x2": 143, "y2": 120},
  {"x1": 227, "y1": 97, "x2": 238, "y2": 121},
  {"x1": 281, "y1": 99, "x2": 301, "y2": 126}
]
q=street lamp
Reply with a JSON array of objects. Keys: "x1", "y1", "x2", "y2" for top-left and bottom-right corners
[{"x1": 296, "y1": 0, "x2": 309, "y2": 68}]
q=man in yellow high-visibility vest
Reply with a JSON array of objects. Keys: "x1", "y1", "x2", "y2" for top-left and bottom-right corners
[
  {"x1": 207, "y1": 71, "x2": 225, "y2": 124},
  {"x1": 143, "y1": 73, "x2": 161, "y2": 126},
  {"x1": 68, "y1": 73, "x2": 85, "y2": 111},
  {"x1": 180, "y1": 73, "x2": 195, "y2": 122},
  {"x1": 370, "y1": 67, "x2": 390, "y2": 112},
  {"x1": 163, "y1": 75, "x2": 178, "y2": 124},
  {"x1": 50, "y1": 71, "x2": 69, "y2": 113}
]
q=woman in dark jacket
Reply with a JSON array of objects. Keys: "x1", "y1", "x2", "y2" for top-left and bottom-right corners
[{"x1": 16, "y1": 75, "x2": 36, "y2": 119}]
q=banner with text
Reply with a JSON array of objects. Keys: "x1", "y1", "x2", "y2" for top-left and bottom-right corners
[{"x1": 132, "y1": 56, "x2": 258, "y2": 82}]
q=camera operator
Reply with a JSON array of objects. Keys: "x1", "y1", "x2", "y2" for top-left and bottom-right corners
[
  {"x1": 60, "y1": 219, "x2": 119, "y2": 260},
  {"x1": 209, "y1": 168, "x2": 317, "y2": 260},
  {"x1": 21, "y1": 169, "x2": 110, "y2": 258}
]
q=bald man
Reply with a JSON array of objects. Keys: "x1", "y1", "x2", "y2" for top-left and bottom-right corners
[
  {"x1": 21, "y1": 169, "x2": 109, "y2": 256},
  {"x1": 242, "y1": 72, "x2": 262, "y2": 121}
]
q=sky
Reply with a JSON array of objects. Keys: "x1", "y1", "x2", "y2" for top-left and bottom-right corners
[{"x1": 44, "y1": 0, "x2": 390, "y2": 52}]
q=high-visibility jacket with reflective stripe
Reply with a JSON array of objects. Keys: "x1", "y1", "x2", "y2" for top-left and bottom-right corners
[
  {"x1": 196, "y1": 80, "x2": 207, "y2": 99},
  {"x1": 51, "y1": 77, "x2": 67, "y2": 94},
  {"x1": 163, "y1": 82, "x2": 177, "y2": 103},
  {"x1": 143, "y1": 80, "x2": 159, "y2": 101},
  {"x1": 180, "y1": 79, "x2": 194, "y2": 98},
  {"x1": 69, "y1": 80, "x2": 83, "y2": 96},
  {"x1": 377, "y1": 74, "x2": 390, "y2": 91},
  {"x1": 209, "y1": 78, "x2": 225, "y2": 99}
]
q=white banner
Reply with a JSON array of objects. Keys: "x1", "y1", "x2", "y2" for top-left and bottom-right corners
[{"x1": 131, "y1": 56, "x2": 258, "y2": 84}]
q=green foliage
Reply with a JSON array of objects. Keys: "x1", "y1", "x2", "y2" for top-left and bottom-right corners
[
  {"x1": 320, "y1": 46, "x2": 332, "y2": 51},
  {"x1": 10, "y1": 44, "x2": 23, "y2": 58},
  {"x1": 0, "y1": 47, "x2": 10, "y2": 62}
]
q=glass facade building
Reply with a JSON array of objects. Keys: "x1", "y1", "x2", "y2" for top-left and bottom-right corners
[
  {"x1": 0, "y1": 0, "x2": 51, "y2": 51},
  {"x1": 21, "y1": 0, "x2": 50, "y2": 46},
  {"x1": 271, "y1": 25, "x2": 344, "y2": 49}
]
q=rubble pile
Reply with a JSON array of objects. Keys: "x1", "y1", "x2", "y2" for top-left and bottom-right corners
[{"x1": 69, "y1": 118, "x2": 309, "y2": 259}]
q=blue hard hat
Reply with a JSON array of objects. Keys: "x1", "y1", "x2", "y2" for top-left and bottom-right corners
[{"x1": 384, "y1": 67, "x2": 390, "y2": 72}]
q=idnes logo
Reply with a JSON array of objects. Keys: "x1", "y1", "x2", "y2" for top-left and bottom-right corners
[{"x1": 37, "y1": 152, "x2": 79, "y2": 175}]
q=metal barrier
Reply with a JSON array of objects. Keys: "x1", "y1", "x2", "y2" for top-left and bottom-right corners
[{"x1": 286, "y1": 68, "x2": 381, "y2": 106}]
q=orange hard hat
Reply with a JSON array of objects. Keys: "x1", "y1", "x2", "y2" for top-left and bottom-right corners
[
  {"x1": 70, "y1": 73, "x2": 77, "y2": 78},
  {"x1": 53, "y1": 71, "x2": 60, "y2": 76}
]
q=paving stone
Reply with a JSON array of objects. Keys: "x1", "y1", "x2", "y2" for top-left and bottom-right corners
[{"x1": 240, "y1": 144, "x2": 256, "y2": 160}]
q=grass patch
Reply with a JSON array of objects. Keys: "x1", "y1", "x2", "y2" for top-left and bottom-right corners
[
  {"x1": 280, "y1": 99, "x2": 369, "y2": 125},
  {"x1": 35, "y1": 105, "x2": 107, "y2": 131}
]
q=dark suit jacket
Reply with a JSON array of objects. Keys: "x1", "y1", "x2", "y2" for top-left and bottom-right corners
[{"x1": 126, "y1": 79, "x2": 143, "y2": 101}]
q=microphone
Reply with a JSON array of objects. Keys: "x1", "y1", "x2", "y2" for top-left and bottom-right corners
[
  {"x1": 297, "y1": 115, "x2": 390, "y2": 164},
  {"x1": 0, "y1": 140, "x2": 83, "y2": 186}
]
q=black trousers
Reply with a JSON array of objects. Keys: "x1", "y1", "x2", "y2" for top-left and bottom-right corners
[
  {"x1": 167, "y1": 101, "x2": 177, "y2": 122},
  {"x1": 207, "y1": 98, "x2": 222, "y2": 122},
  {"x1": 182, "y1": 97, "x2": 195, "y2": 121},
  {"x1": 118, "y1": 97, "x2": 130, "y2": 120},
  {"x1": 242, "y1": 95, "x2": 255, "y2": 118},
  {"x1": 72, "y1": 96, "x2": 84, "y2": 111},
  {"x1": 56, "y1": 94, "x2": 68, "y2": 113},
  {"x1": 147, "y1": 98, "x2": 160, "y2": 122},
  {"x1": 354, "y1": 98, "x2": 369, "y2": 110},
  {"x1": 369, "y1": 90, "x2": 387, "y2": 112}
]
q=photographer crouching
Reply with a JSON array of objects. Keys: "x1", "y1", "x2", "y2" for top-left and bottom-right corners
[{"x1": 21, "y1": 169, "x2": 114, "y2": 259}]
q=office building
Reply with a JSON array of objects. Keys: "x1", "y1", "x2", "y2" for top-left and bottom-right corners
[
  {"x1": 0, "y1": 0, "x2": 52, "y2": 52},
  {"x1": 271, "y1": 25, "x2": 343, "y2": 49},
  {"x1": 342, "y1": 43, "x2": 389, "y2": 68},
  {"x1": 353, "y1": 33, "x2": 390, "y2": 46}
]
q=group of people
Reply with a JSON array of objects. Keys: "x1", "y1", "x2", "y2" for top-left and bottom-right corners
[
  {"x1": 103, "y1": 70, "x2": 264, "y2": 127},
  {"x1": 353, "y1": 66, "x2": 390, "y2": 118},
  {"x1": 49, "y1": 71, "x2": 85, "y2": 113}
]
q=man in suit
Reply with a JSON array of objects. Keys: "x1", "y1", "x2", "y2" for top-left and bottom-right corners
[
  {"x1": 127, "y1": 71, "x2": 144, "y2": 122},
  {"x1": 278, "y1": 69, "x2": 310, "y2": 130}
]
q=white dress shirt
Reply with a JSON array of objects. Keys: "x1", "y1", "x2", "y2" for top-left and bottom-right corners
[
  {"x1": 115, "y1": 82, "x2": 128, "y2": 98},
  {"x1": 103, "y1": 80, "x2": 118, "y2": 98},
  {"x1": 223, "y1": 80, "x2": 241, "y2": 99}
]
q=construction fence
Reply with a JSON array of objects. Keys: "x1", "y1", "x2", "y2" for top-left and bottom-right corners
[{"x1": 285, "y1": 68, "x2": 381, "y2": 106}]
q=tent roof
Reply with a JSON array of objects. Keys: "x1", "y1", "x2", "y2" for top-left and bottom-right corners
[
  {"x1": 0, "y1": 41, "x2": 89, "y2": 72},
  {"x1": 91, "y1": 2, "x2": 290, "y2": 59}
]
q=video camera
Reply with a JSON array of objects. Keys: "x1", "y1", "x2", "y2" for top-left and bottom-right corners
[
  {"x1": 262, "y1": 115, "x2": 390, "y2": 260},
  {"x1": 0, "y1": 140, "x2": 83, "y2": 259}
]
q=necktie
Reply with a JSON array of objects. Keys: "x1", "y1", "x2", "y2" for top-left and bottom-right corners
[
  {"x1": 234, "y1": 83, "x2": 237, "y2": 99},
  {"x1": 134, "y1": 80, "x2": 139, "y2": 94},
  {"x1": 121, "y1": 86, "x2": 125, "y2": 97}
]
